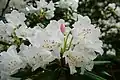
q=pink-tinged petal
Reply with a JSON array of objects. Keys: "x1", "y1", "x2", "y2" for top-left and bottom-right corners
[{"x1": 60, "y1": 24, "x2": 65, "y2": 33}]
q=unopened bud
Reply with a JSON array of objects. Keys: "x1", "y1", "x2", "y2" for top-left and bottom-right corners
[{"x1": 60, "y1": 24, "x2": 65, "y2": 33}]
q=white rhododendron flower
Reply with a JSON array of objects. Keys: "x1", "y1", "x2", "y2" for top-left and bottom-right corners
[
  {"x1": 115, "y1": 6, "x2": 120, "y2": 17},
  {"x1": 57, "y1": 0, "x2": 78, "y2": 11},
  {"x1": 45, "y1": 10, "x2": 54, "y2": 19},
  {"x1": 25, "y1": 20, "x2": 65, "y2": 58},
  {"x1": 60, "y1": 15, "x2": 103, "y2": 74},
  {"x1": 47, "y1": 1, "x2": 55, "y2": 11},
  {"x1": 106, "y1": 49, "x2": 116, "y2": 56},
  {"x1": 0, "y1": 10, "x2": 27, "y2": 43},
  {"x1": 5, "y1": 10, "x2": 26, "y2": 26},
  {"x1": 9, "y1": 0, "x2": 26, "y2": 10},
  {"x1": 19, "y1": 44, "x2": 54, "y2": 71},
  {"x1": 15, "y1": 25, "x2": 28, "y2": 40},
  {"x1": 36, "y1": 0, "x2": 48, "y2": 9},
  {"x1": 26, "y1": 19, "x2": 64, "y2": 49},
  {"x1": 25, "y1": 0, "x2": 55, "y2": 19},
  {"x1": 0, "y1": 21, "x2": 13, "y2": 43},
  {"x1": 71, "y1": 16, "x2": 103, "y2": 54},
  {"x1": 0, "y1": 21, "x2": 7, "y2": 39},
  {"x1": 0, "y1": 45, "x2": 25, "y2": 79},
  {"x1": 64, "y1": 44, "x2": 96, "y2": 74},
  {"x1": 108, "y1": 3, "x2": 116, "y2": 9}
]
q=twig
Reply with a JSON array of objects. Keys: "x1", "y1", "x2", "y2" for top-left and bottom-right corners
[{"x1": 1, "y1": 0, "x2": 11, "y2": 16}]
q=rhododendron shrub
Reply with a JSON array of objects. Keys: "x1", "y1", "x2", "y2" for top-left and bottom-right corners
[{"x1": 0, "y1": 0, "x2": 111, "y2": 80}]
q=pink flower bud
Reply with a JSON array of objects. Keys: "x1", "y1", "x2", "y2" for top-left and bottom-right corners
[{"x1": 60, "y1": 24, "x2": 65, "y2": 33}]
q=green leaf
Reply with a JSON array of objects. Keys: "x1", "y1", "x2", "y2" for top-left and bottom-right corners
[
  {"x1": 11, "y1": 66, "x2": 33, "y2": 78},
  {"x1": 94, "y1": 61, "x2": 111, "y2": 65},
  {"x1": 101, "y1": 71, "x2": 111, "y2": 76},
  {"x1": 84, "y1": 71, "x2": 107, "y2": 80},
  {"x1": 31, "y1": 68, "x2": 61, "y2": 80}
]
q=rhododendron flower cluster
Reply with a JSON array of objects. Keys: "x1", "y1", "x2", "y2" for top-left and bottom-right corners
[{"x1": 0, "y1": 0, "x2": 103, "y2": 80}]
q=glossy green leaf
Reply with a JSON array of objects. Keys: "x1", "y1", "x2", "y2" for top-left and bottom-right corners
[{"x1": 84, "y1": 71, "x2": 107, "y2": 80}]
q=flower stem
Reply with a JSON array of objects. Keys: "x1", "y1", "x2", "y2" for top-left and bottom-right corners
[
  {"x1": 67, "y1": 37, "x2": 73, "y2": 50},
  {"x1": 63, "y1": 32, "x2": 70, "y2": 53}
]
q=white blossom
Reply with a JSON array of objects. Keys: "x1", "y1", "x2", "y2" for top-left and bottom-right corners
[
  {"x1": 115, "y1": 6, "x2": 120, "y2": 17},
  {"x1": 5, "y1": 23, "x2": 15, "y2": 35},
  {"x1": 25, "y1": 0, "x2": 55, "y2": 19},
  {"x1": 15, "y1": 25, "x2": 28, "y2": 40},
  {"x1": 45, "y1": 10, "x2": 54, "y2": 19},
  {"x1": 115, "y1": 22, "x2": 120, "y2": 28},
  {"x1": 47, "y1": 1, "x2": 55, "y2": 11},
  {"x1": 107, "y1": 28, "x2": 118, "y2": 34},
  {"x1": 63, "y1": 15, "x2": 103, "y2": 74},
  {"x1": 19, "y1": 44, "x2": 54, "y2": 71},
  {"x1": 5, "y1": 10, "x2": 26, "y2": 26},
  {"x1": 0, "y1": 1, "x2": 104, "y2": 77},
  {"x1": 64, "y1": 44, "x2": 95, "y2": 74},
  {"x1": 25, "y1": 20, "x2": 66, "y2": 58},
  {"x1": 71, "y1": 16, "x2": 103, "y2": 54},
  {"x1": 57, "y1": 0, "x2": 78, "y2": 11},
  {"x1": 26, "y1": 20, "x2": 64, "y2": 49},
  {"x1": 106, "y1": 49, "x2": 116, "y2": 56},
  {"x1": 0, "y1": 21, "x2": 7, "y2": 38},
  {"x1": 0, "y1": 21, "x2": 13, "y2": 43},
  {"x1": 9, "y1": 0, "x2": 26, "y2": 10},
  {"x1": 0, "y1": 45, "x2": 25, "y2": 79},
  {"x1": 36, "y1": 0, "x2": 48, "y2": 9},
  {"x1": 108, "y1": 3, "x2": 116, "y2": 9}
]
